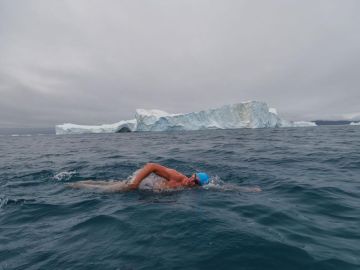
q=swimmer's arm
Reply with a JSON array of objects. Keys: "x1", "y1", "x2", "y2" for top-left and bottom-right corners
[
  {"x1": 74, "y1": 180, "x2": 113, "y2": 185},
  {"x1": 129, "y1": 163, "x2": 171, "y2": 189}
]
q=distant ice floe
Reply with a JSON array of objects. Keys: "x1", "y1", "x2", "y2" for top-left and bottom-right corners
[
  {"x1": 291, "y1": 121, "x2": 317, "y2": 127},
  {"x1": 10, "y1": 134, "x2": 32, "y2": 137},
  {"x1": 55, "y1": 101, "x2": 317, "y2": 134},
  {"x1": 350, "y1": 122, "x2": 360, "y2": 125}
]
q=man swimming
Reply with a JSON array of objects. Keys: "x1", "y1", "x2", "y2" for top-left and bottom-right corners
[{"x1": 68, "y1": 163, "x2": 210, "y2": 192}]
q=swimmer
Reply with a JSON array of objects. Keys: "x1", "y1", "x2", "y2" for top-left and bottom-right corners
[{"x1": 68, "y1": 163, "x2": 210, "y2": 192}]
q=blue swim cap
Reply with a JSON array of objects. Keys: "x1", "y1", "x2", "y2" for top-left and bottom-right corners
[{"x1": 196, "y1": 172, "x2": 209, "y2": 186}]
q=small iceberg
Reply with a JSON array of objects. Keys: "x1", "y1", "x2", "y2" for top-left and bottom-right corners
[
  {"x1": 55, "y1": 120, "x2": 137, "y2": 135},
  {"x1": 350, "y1": 122, "x2": 360, "y2": 126},
  {"x1": 291, "y1": 121, "x2": 317, "y2": 127}
]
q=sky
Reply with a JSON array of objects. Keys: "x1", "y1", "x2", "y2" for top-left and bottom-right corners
[{"x1": 0, "y1": 0, "x2": 359, "y2": 127}]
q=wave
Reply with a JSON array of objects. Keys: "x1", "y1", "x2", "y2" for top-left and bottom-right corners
[
  {"x1": 0, "y1": 133, "x2": 51, "y2": 137},
  {"x1": 0, "y1": 196, "x2": 9, "y2": 208},
  {"x1": 0, "y1": 196, "x2": 34, "y2": 209}
]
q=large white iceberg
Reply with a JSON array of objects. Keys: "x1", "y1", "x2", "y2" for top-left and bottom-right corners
[
  {"x1": 55, "y1": 101, "x2": 316, "y2": 134},
  {"x1": 136, "y1": 102, "x2": 288, "y2": 131},
  {"x1": 350, "y1": 122, "x2": 360, "y2": 125}
]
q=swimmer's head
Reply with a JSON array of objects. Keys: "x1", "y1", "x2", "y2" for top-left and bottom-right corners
[{"x1": 193, "y1": 172, "x2": 210, "y2": 186}]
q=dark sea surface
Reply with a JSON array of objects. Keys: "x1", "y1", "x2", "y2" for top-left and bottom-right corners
[{"x1": 0, "y1": 126, "x2": 359, "y2": 270}]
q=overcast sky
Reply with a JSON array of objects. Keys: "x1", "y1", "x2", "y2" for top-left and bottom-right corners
[{"x1": 0, "y1": 0, "x2": 359, "y2": 127}]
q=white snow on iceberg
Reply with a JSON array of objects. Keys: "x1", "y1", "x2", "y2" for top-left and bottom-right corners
[
  {"x1": 350, "y1": 122, "x2": 360, "y2": 125},
  {"x1": 269, "y1": 108, "x2": 278, "y2": 115},
  {"x1": 55, "y1": 101, "x2": 316, "y2": 134},
  {"x1": 55, "y1": 120, "x2": 137, "y2": 135}
]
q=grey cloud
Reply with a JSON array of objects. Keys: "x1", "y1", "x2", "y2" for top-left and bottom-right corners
[{"x1": 0, "y1": 0, "x2": 360, "y2": 127}]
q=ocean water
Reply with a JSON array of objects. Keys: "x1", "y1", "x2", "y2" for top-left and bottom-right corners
[{"x1": 0, "y1": 126, "x2": 359, "y2": 270}]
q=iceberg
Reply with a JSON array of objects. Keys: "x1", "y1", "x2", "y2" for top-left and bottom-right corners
[
  {"x1": 291, "y1": 121, "x2": 317, "y2": 127},
  {"x1": 55, "y1": 101, "x2": 316, "y2": 134},
  {"x1": 55, "y1": 119, "x2": 137, "y2": 135},
  {"x1": 134, "y1": 102, "x2": 318, "y2": 131},
  {"x1": 136, "y1": 102, "x2": 287, "y2": 131},
  {"x1": 350, "y1": 122, "x2": 360, "y2": 125}
]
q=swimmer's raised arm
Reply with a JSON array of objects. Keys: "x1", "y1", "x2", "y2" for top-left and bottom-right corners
[{"x1": 129, "y1": 163, "x2": 177, "y2": 189}]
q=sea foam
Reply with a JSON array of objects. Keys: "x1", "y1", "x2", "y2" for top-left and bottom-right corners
[{"x1": 53, "y1": 171, "x2": 77, "y2": 181}]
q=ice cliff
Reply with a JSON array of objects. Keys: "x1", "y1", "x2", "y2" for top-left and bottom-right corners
[{"x1": 55, "y1": 101, "x2": 316, "y2": 134}]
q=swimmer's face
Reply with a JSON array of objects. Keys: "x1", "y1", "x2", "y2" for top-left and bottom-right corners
[{"x1": 183, "y1": 174, "x2": 200, "y2": 187}]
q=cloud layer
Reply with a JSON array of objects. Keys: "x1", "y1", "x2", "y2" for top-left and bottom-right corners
[{"x1": 1, "y1": 0, "x2": 359, "y2": 127}]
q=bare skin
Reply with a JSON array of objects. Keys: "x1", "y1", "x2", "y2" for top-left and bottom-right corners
[{"x1": 68, "y1": 163, "x2": 198, "y2": 192}]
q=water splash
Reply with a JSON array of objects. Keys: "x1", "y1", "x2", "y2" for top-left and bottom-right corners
[
  {"x1": 204, "y1": 175, "x2": 261, "y2": 192},
  {"x1": 127, "y1": 170, "x2": 168, "y2": 191},
  {"x1": 53, "y1": 171, "x2": 77, "y2": 181}
]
